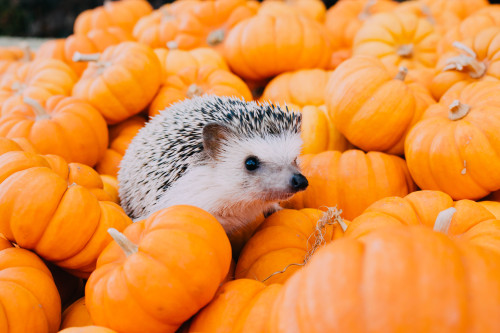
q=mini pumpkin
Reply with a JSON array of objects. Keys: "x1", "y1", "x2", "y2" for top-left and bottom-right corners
[
  {"x1": 60, "y1": 297, "x2": 93, "y2": 329},
  {"x1": 85, "y1": 205, "x2": 232, "y2": 333},
  {"x1": 260, "y1": 0, "x2": 326, "y2": 22},
  {"x1": 405, "y1": 81, "x2": 500, "y2": 200},
  {"x1": 58, "y1": 327, "x2": 117, "y2": 333}
]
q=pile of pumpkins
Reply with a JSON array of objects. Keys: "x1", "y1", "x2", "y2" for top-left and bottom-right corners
[{"x1": 1, "y1": 0, "x2": 500, "y2": 332}]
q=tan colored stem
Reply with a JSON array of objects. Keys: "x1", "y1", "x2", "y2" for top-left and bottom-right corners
[
  {"x1": 72, "y1": 51, "x2": 101, "y2": 62},
  {"x1": 358, "y1": 0, "x2": 376, "y2": 20},
  {"x1": 433, "y1": 207, "x2": 456, "y2": 234},
  {"x1": 443, "y1": 42, "x2": 486, "y2": 79},
  {"x1": 186, "y1": 84, "x2": 204, "y2": 98},
  {"x1": 206, "y1": 28, "x2": 225, "y2": 46},
  {"x1": 395, "y1": 66, "x2": 408, "y2": 81},
  {"x1": 420, "y1": 4, "x2": 436, "y2": 25},
  {"x1": 397, "y1": 44, "x2": 414, "y2": 58},
  {"x1": 448, "y1": 100, "x2": 471, "y2": 121},
  {"x1": 23, "y1": 97, "x2": 50, "y2": 120},
  {"x1": 19, "y1": 42, "x2": 32, "y2": 62},
  {"x1": 108, "y1": 228, "x2": 138, "y2": 257},
  {"x1": 166, "y1": 41, "x2": 178, "y2": 50}
]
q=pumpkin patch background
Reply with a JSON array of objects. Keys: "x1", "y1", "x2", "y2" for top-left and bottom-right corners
[{"x1": 1, "y1": 0, "x2": 500, "y2": 332}]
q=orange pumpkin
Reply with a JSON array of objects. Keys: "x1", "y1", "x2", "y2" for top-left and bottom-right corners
[
  {"x1": 168, "y1": 0, "x2": 258, "y2": 57},
  {"x1": 324, "y1": 0, "x2": 397, "y2": 69},
  {"x1": 85, "y1": 205, "x2": 232, "y2": 333},
  {"x1": 260, "y1": 0, "x2": 326, "y2": 22},
  {"x1": 224, "y1": 10, "x2": 330, "y2": 80},
  {"x1": 0, "y1": 44, "x2": 33, "y2": 75},
  {"x1": 268, "y1": 223, "x2": 500, "y2": 332},
  {"x1": 0, "y1": 95, "x2": 108, "y2": 166},
  {"x1": 95, "y1": 115, "x2": 145, "y2": 177},
  {"x1": 133, "y1": 2, "x2": 199, "y2": 48},
  {"x1": 72, "y1": 42, "x2": 161, "y2": 124},
  {"x1": 189, "y1": 279, "x2": 282, "y2": 333},
  {"x1": 479, "y1": 201, "x2": 500, "y2": 220},
  {"x1": 284, "y1": 149, "x2": 417, "y2": 220},
  {"x1": 437, "y1": 5, "x2": 500, "y2": 54},
  {"x1": 74, "y1": 0, "x2": 153, "y2": 35},
  {"x1": 405, "y1": 81, "x2": 500, "y2": 200},
  {"x1": 431, "y1": 27, "x2": 500, "y2": 100},
  {"x1": 325, "y1": 56, "x2": 435, "y2": 155},
  {"x1": 100, "y1": 175, "x2": 120, "y2": 205},
  {"x1": 353, "y1": 11, "x2": 439, "y2": 70},
  {"x1": 419, "y1": 0, "x2": 489, "y2": 21},
  {"x1": 61, "y1": 297, "x2": 93, "y2": 329},
  {"x1": 0, "y1": 136, "x2": 38, "y2": 154},
  {"x1": 0, "y1": 59, "x2": 77, "y2": 115},
  {"x1": 0, "y1": 150, "x2": 132, "y2": 277},
  {"x1": 149, "y1": 65, "x2": 252, "y2": 117},
  {"x1": 0, "y1": 246, "x2": 61, "y2": 332},
  {"x1": 58, "y1": 327, "x2": 117, "y2": 333},
  {"x1": 37, "y1": 28, "x2": 134, "y2": 77},
  {"x1": 236, "y1": 208, "x2": 347, "y2": 285}
]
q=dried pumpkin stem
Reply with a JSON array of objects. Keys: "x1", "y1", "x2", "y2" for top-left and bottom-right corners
[
  {"x1": 394, "y1": 66, "x2": 408, "y2": 81},
  {"x1": 420, "y1": 5, "x2": 436, "y2": 25},
  {"x1": 443, "y1": 42, "x2": 486, "y2": 79},
  {"x1": 23, "y1": 97, "x2": 50, "y2": 120},
  {"x1": 207, "y1": 28, "x2": 225, "y2": 46},
  {"x1": 448, "y1": 100, "x2": 471, "y2": 120},
  {"x1": 72, "y1": 51, "x2": 101, "y2": 63},
  {"x1": 166, "y1": 41, "x2": 179, "y2": 50},
  {"x1": 433, "y1": 207, "x2": 457, "y2": 234},
  {"x1": 186, "y1": 84, "x2": 204, "y2": 98},
  {"x1": 397, "y1": 44, "x2": 414, "y2": 58},
  {"x1": 358, "y1": 0, "x2": 377, "y2": 20},
  {"x1": 19, "y1": 42, "x2": 32, "y2": 62},
  {"x1": 108, "y1": 228, "x2": 138, "y2": 256}
]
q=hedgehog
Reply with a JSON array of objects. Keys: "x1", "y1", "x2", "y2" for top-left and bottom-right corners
[{"x1": 118, "y1": 95, "x2": 308, "y2": 238}]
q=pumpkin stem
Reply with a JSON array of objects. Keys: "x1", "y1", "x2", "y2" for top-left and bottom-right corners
[
  {"x1": 420, "y1": 5, "x2": 436, "y2": 25},
  {"x1": 206, "y1": 28, "x2": 225, "y2": 46},
  {"x1": 108, "y1": 228, "x2": 138, "y2": 256},
  {"x1": 186, "y1": 84, "x2": 204, "y2": 98},
  {"x1": 166, "y1": 41, "x2": 178, "y2": 50},
  {"x1": 397, "y1": 44, "x2": 413, "y2": 58},
  {"x1": 394, "y1": 66, "x2": 408, "y2": 81},
  {"x1": 23, "y1": 97, "x2": 51, "y2": 120},
  {"x1": 433, "y1": 207, "x2": 456, "y2": 234},
  {"x1": 442, "y1": 42, "x2": 486, "y2": 79},
  {"x1": 11, "y1": 81, "x2": 26, "y2": 93},
  {"x1": 358, "y1": 0, "x2": 376, "y2": 20},
  {"x1": 19, "y1": 42, "x2": 32, "y2": 62},
  {"x1": 448, "y1": 100, "x2": 471, "y2": 120},
  {"x1": 72, "y1": 51, "x2": 101, "y2": 62}
]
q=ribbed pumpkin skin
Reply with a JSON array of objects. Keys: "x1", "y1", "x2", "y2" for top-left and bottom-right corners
[
  {"x1": 260, "y1": 0, "x2": 326, "y2": 22},
  {"x1": 0, "y1": 59, "x2": 77, "y2": 115},
  {"x1": 74, "y1": 0, "x2": 153, "y2": 35},
  {"x1": 58, "y1": 326, "x2": 117, "y2": 333},
  {"x1": 60, "y1": 297, "x2": 93, "y2": 329},
  {"x1": 405, "y1": 81, "x2": 500, "y2": 200},
  {"x1": 285, "y1": 149, "x2": 416, "y2": 220},
  {"x1": 236, "y1": 208, "x2": 346, "y2": 285},
  {"x1": 353, "y1": 12, "x2": 439, "y2": 70},
  {"x1": 0, "y1": 247, "x2": 61, "y2": 333},
  {"x1": 148, "y1": 65, "x2": 252, "y2": 117},
  {"x1": 72, "y1": 42, "x2": 161, "y2": 124},
  {"x1": 85, "y1": 205, "x2": 232, "y2": 333},
  {"x1": 189, "y1": 279, "x2": 282, "y2": 333},
  {"x1": 0, "y1": 150, "x2": 132, "y2": 277},
  {"x1": 0, "y1": 95, "x2": 108, "y2": 166},
  {"x1": 268, "y1": 224, "x2": 500, "y2": 333},
  {"x1": 325, "y1": 56, "x2": 435, "y2": 155},
  {"x1": 420, "y1": 0, "x2": 489, "y2": 20},
  {"x1": 431, "y1": 27, "x2": 500, "y2": 100},
  {"x1": 224, "y1": 11, "x2": 330, "y2": 80}
]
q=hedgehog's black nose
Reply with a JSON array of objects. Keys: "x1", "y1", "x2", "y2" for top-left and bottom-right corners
[{"x1": 290, "y1": 173, "x2": 308, "y2": 192}]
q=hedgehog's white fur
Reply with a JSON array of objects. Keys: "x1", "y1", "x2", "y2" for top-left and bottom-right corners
[{"x1": 118, "y1": 95, "x2": 305, "y2": 237}]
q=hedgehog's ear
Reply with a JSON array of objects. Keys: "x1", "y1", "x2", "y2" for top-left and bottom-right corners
[{"x1": 202, "y1": 123, "x2": 234, "y2": 159}]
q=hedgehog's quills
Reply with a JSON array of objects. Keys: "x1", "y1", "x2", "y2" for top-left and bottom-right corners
[{"x1": 118, "y1": 95, "x2": 308, "y2": 239}]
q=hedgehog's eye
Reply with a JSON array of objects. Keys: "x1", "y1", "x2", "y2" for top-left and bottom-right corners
[{"x1": 245, "y1": 156, "x2": 260, "y2": 171}]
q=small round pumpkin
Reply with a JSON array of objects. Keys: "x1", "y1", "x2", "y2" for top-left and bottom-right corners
[
  {"x1": 224, "y1": 10, "x2": 330, "y2": 80},
  {"x1": 405, "y1": 81, "x2": 500, "y2": 200},
  {"x1": 326, "y1": 56, "x2": 435, "y2": 154},
  {"x1": 72, "y1": 42, "x2": 161, "y2": 124},
  {"x1": 61, "y1": 297, "x2": 93, "y2": 329},
  {"x1": 0, "y1": 95, "x2": 108, "y2": 166},
  {"x1": 236, "y1": 208, "x2": 348, "y2": 285},
  {"x1": 85, "y1": 205, "x2": 232, "y2": 333},
  {"x1": 284, "y1": 149, "x2": 417, "y2": 220},
  {"x1": 189, "y1": 279, "x2": 282, "y2": 333},
  {"x1": 260, "y1": 0, "x2": 326, "y2": 22},
  {"x1": 58, "y1": 327, "x2": 117, "y2": 333},
  {"x1": 0, "y1": 246, "x2": 62, "y2": 333},
  {"x1": 100, "y1": 175, "x2": 120, "y2": 205},
  {"x1": 419, "y1": 0, "x2": 488, "y2": 21}
]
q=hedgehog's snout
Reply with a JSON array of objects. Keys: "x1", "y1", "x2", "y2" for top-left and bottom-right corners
[{"x1": 290, "y1": 173, "x2": 308, "y2": 192}]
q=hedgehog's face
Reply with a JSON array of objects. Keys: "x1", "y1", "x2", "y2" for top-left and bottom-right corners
[{"x1": 203, "y1": 123, "x2": 308, "y2": 203}]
